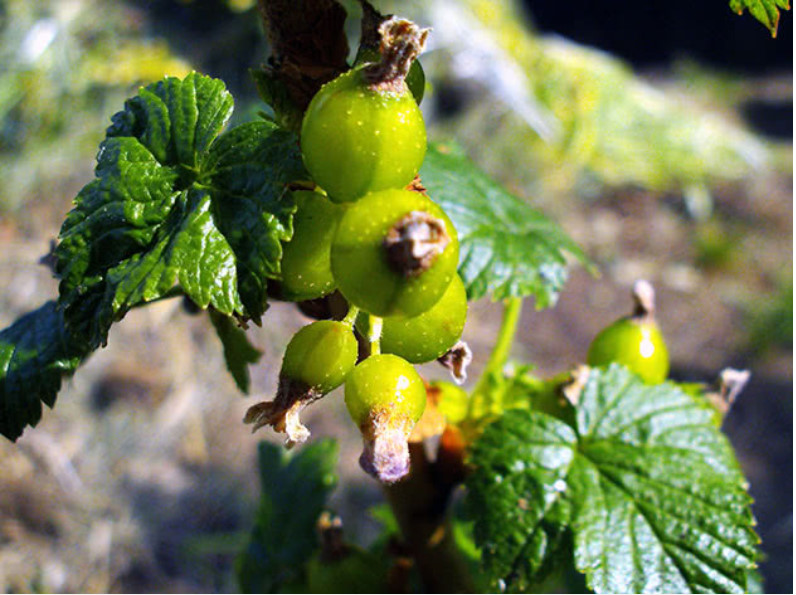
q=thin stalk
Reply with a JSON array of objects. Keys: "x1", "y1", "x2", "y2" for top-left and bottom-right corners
[
  {"x1": 341, "y1": 304, "x2": 360, "y2": 327},
  {"x1": 368, "y1": 315, "x2": 383, "y2": 355},
  {"x1": 471, "y1": 297, "x2": 523, "y2": 397}
]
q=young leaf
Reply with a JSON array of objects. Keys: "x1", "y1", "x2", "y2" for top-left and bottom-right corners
[
  {"x1": 420, "y1": 143, "x2": 592, "y2": 306},
  {"x1": 208, "y1": 310, "x2": 263, "y2": 394},
  {"x1": 466, "y1": 365, "x2": 759, "y2": 594},
  {"x1": 730, "y1": 0, "x2": 791, "y2": 37},
  {"x1": 237, "y1": 439, "x2": 339, "y2": 593},
  {"x1": 55, "y1": 73, "x2": 305, "y2": 347},
  {"x1": 0, "y1": 301, "x2": 89, "y2": 441}
]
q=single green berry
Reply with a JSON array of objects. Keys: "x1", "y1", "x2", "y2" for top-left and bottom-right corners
[
  {"x1": 587, "y1": 280, "x2": 670, "y2": 384},
  {"x1": 243, "y1": 319, "x2": 358, "y2": 446},
  {"x1": 331, "y1": 188, "x2": 460, "y2": 317},
  {"x1": 379, "y1": 273, "x2": 467, "y2": 363},
  {"x1": 279, "y1": 190, "x2": 343, "y2": 301},
  {"x1": 300, "y1": 18, "x2": 428, "y2": 203},
  {"x1": 282, "y1": 320, "x2": 358, "y2": 394},
  {"x1": 344, "y1": 354, "x2": 426, "y2": 483}
]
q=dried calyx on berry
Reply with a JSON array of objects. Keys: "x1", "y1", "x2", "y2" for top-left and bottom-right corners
[
  {"x1": 344, "y1": 354, "x2": 426, "y2": 483},
  {"x1": 383, "y1": 211, "x2": 450, "y2": 278},
  {"x1": 244, "y1": 320, "x2": 358, "y2": 446}
]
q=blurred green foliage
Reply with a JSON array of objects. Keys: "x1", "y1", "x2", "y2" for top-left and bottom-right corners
[
  {"x1": 745, "y1": 276, "x2": 793, "y2": 355},
  {"x1": 0, "y1": 0, "x2": 191, "y2": 213},
  {"x1": 419, "y1": 0, "x2": 773, "y2": 211}
]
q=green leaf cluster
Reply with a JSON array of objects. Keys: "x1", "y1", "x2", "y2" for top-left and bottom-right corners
[
  {"x1": 1, "y1": 72, "x2": 307, "y2": 440},
  {"x1": 465, "y1": 364, "x2": 759, "y2": 594},
  {"x1": 2, "y1": 63, "x2": 590, "y2": 440}
]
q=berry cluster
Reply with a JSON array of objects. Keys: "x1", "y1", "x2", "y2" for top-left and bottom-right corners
[{"x1": 245, "y1": 18, "x2": 467, "y2": 483}]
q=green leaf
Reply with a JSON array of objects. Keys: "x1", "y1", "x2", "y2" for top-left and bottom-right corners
[
  {"x1": 730, "y1": 0, "x2": 790, "y2": 37},
  {"x1": 55, "y1": 73, "x2": 305, "y2": 349},
  {"x1": 0, "y1": 302, "x2": 89, "y2": 441},
  {"x1": 466, "y1": 365, "x2": 759, "y2": 594},
  {"x1": 237, "y1": 439, "x2": 338, "y2": 593},
  {"x1": 467, "y1": 410, "x2": 576, "y2": 590},
  {"x1": 420, "y1": 142, "x2": 592, "y2": 306},
  {"x1": 209, "y1": 310, "x2": 263, "y2": 393}
]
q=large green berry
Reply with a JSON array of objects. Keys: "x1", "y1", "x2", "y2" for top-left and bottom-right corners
[
  {"x1": 282, "y1": 320, "x2": 358, "y2": 393},
  {"x1": 586, "y1": 281, "x2": 670, "y2": 384},
  {"x1": 300, "y1": 65, "x2": 426, "y2": 203},
  {"x1": 331, "y1": 189, "x2": 460, "y2": 317},
  {"x1": 279, "y1": 190, "x2": 343, "y2": 301},
  {"x1": 379, "y1": 274, "x2": 467, "y2": 363}
]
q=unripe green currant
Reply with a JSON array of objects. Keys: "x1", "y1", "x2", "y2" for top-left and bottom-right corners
[
  {"x1": 379, "y1": 273, "x2": 467, "y2": 363},
  {"x1": 300, "y1": 18, "x2": 428, "y2": 203},
  {"x1": 344, "y1": 354, "x2": 426, "y2": 483},
  {"x1": 331, "y1": 188, "x2": 460, "y2": 317},
  {"x1": 282, "y1": 320, "x2": 358, "y2": 394},
  {"x1": 278, "y1": 190, "x2": 343, "y2": 301},
  {"x1": 587, "y1": 280, "x2": 670, "y2": 384},
  {"x1": 244, "y1": 320, "x2": 358, "y2": 446}
]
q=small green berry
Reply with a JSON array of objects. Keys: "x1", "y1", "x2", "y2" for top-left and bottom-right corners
[
  {"x1": 282, "y1": 320, "x2": 358, "y2": 393},
  {"x1": 587, "y1": 280, "x2": 670, "y2": 384},
  {"x1": 279, "y1": 190, "x2": 343, "y2": 301},
  {"x1": 379, "y1": 274, "x2": 468, "y2": 363}
]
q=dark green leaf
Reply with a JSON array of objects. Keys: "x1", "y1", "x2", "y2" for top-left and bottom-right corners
[
  {"x1": 202, "y1": 121, "x2": 305, "y2": 320},
  {"x1": 209, "y1": 310, "x2": 263, "y2": 393},
  {"x1": 237, "y1": 440, "x2": 338, "y2": 593},
  {"x1": 55, "y1": 74, "x2": 305, "y2": 347},
  {"x1": 420, "y1": 143, "x2": 592, "y2": 306},
  {"x1": 466, "y1": 365, "x2": 759, "y2": 593},
  {"x1": 729, "y1": 0, "x2": 790, "y2": 37},
  {"x1": 251, "y1": 67, "x2": 305, "y2": 133},
  {"x1": 0, "y1": 302, "x2": 89, "y2": 441}
]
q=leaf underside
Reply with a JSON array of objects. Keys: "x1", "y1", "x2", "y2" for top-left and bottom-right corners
[
  {"x1": 420, "y1": 142, "x2": 592, "y2": 307},
  {"x1": 730, "y1": 0, "x2": 790, "y2": 37},
  {"x1": 466, "y1": 365, "x2": 759, "y2": 594},
  {"x1": 209, "y1": 310, "x2": 263, "y2": 393},
  {"x1": 0, "y1": 302, "x2": 89, "y2": 441}
]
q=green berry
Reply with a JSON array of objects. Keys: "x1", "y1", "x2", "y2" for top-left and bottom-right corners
[
  {"x1": 345, "y1": 354, "x2": 427, "y2": 483},
  {"x1": 279, "y1": 190, "x2": 343, "y2": 301},
  {"x1": 586, "y1": 281, "x2": 670, "y2": 384},
  {"x1": 379, "y1": 274, "x2": 467, "y2": 363},
  {"x1": 344, "y1": 354, "x2": 426, "y2": 427},
  {"x1": 300, "y1": 65, "x2": 426, "y2": 203},
  {"x1": 282, "y1": 320, "x2": 358, "y2": 393},
  {"x1": 331, "y1": 189, "x2": 460, "y2": 317}
]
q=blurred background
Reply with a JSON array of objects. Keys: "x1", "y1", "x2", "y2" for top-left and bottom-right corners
[{"x1": 0, "y1": 0, "x2": 791, "y2": 592}]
